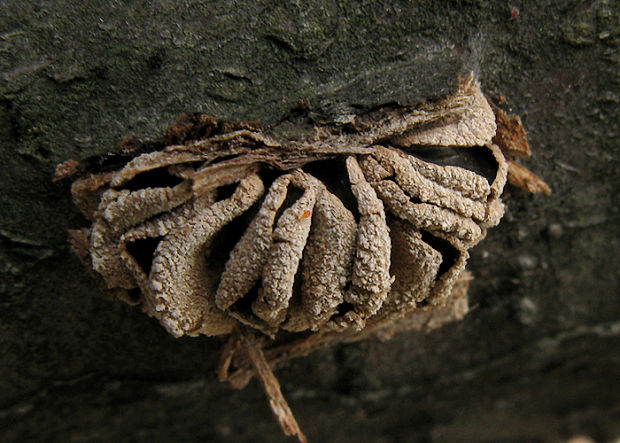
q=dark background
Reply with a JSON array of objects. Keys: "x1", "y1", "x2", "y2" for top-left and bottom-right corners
[{"x1": 1, "y1": 1, "x2": 618, "y2": 442}]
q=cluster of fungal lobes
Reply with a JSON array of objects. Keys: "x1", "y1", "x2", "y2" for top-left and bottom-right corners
[
  {"x1": 60, "y1": 76, "x2": 547, "y2": 442},
  {"x1": 66, "y1": 77, "x2": 506, "y2": 339}
]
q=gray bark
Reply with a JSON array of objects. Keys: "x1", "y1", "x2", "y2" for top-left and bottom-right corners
[{"x1": 1, "y1": 1, "x2": 619, "y2": 442}]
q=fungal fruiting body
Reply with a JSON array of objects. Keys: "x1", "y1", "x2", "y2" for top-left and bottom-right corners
[{"x1": 59, "y1": 76, "x2": 543, "y2": 442}]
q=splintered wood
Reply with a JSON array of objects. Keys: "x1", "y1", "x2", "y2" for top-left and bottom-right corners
[
  {"x1": 58, "y1": 75, "x2": 547, "y2": 441},
  {"x1": 241, "y1": 330, "x2": 307, "y2": 443},
  {"x1": 490, "y1": 100, "x2": 551, "y2": 195}
]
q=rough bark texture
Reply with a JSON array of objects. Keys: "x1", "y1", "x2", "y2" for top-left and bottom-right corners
[{"x1": 1, "y1": 1, "x2": 618, "y2": 442}]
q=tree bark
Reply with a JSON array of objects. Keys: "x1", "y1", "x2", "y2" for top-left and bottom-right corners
[{"x1": 1, "y1": 1, "x2": 618, "y2": 442}]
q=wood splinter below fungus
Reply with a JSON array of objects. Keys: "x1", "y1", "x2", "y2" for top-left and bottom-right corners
[{"x1": 240, "y1": 329, "x2": 307, "y2": 443}]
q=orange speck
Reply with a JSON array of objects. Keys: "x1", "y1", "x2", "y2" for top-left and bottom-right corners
[
  {"x1": 510, "y1": 6, "x2": 520, "y2": 20},
  {"x1": 301, "y1": 210, "x2": 312, "y2": 219}
]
